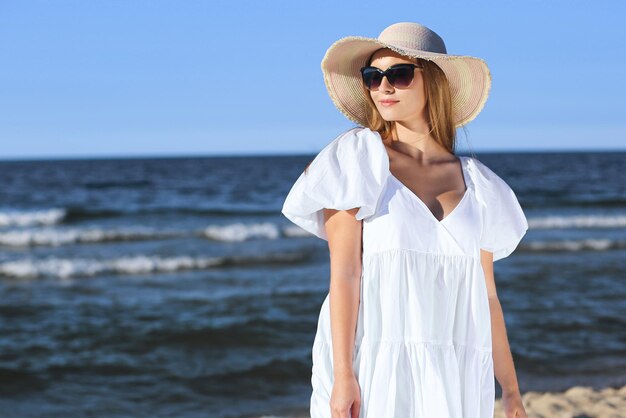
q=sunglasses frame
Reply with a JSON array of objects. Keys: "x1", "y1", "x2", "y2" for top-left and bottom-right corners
[{"x1": 360, "y1": 63, "x2": 423, "y2": 91}]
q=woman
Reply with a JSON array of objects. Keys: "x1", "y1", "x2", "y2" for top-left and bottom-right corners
[{"x1": 281, "y1": 22, "x2": 529, "y2": 418}]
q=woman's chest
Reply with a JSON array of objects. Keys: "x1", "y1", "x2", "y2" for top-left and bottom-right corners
[{"x1": 362, "y1": 177, "x2": 484, "y2": 258}]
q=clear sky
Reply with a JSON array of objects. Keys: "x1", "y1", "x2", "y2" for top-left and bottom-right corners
[{"x1": 1, "y1": 0, "x2": 624, "y2": 159}]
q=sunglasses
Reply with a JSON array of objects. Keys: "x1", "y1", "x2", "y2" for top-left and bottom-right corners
[{"x1": 360, "y1": 63, "x2": 423, "y2": 91}]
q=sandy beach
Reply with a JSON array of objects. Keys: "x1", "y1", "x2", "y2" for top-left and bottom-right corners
[
  {"x1": 494, "y1": 384, "x2": 626, "y2": 418},
  {"x1": 261, "y1": 384, "x2": 626, "y2": 418}
]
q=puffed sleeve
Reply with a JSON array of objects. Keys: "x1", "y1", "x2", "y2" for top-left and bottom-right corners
[
  {"x1": 280, "y1": 127, "x2": 390, "y2": 241},
  {"x1": 470, "y1": 158, "x2": 529, "y2": 262}
]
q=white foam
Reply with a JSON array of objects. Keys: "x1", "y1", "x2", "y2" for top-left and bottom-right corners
[
  {"x1": 0, "y1": 255, "x2": 224, "y2": 279},
  {"x1": 282, "y1": 224, "x2": 314, "y2": 238},
  {"x1": 529, "y1": 214, "x2": 626, "y2": 229},
  {"x1": 526, "y1": 239, "x2": 621, "y2": 251},
  {"x1": 0, "y1": 226, "x2": 179, "y2": 247},
  {"x1": 0, "y1": 250, "x2": 309, "y2": 279},
  {"x1": 203, "y1": 222, "x2": 280, "y2": 242},
  {"x1": 0, "y1": 220, "x2": 314, "y2": 248},
  {"x1": 0, "y1": 208, "x2": 66, "y2": 227}
]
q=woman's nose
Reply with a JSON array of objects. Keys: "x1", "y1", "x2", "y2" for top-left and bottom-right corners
[{"x1": 379, "y1": 75, "x2": 394, "y2": 91}]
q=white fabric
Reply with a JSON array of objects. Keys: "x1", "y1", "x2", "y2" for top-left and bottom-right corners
[
  {"x1": 471, "y1": 160, "x2": 529, "y2": 262},
  {"x1": 281, "y1": 127, "x2": 389, "y2": 241},
  {"x1": 281, "y1": 127, "x2": 529, "y2": 418}
]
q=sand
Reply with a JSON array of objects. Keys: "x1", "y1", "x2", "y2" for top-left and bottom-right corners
[
  {"x1": 494, "y1": 384, "x2": 626, "y2": 418},
  {"x1": 261, "y1": 384, "x2": 626, "y2": 418}
]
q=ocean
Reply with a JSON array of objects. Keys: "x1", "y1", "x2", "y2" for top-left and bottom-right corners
[{"x1": 0, "y1": 150, "x2": 624, "y2": 417}]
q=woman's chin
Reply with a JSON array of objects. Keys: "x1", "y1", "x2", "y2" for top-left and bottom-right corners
[{"x1": 378, "y1": 110, "x2": 400, "y2": 121}]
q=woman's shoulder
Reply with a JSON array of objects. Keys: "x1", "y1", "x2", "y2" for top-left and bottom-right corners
[
  {"x1": 316, "y1": 126, "x2": 385, "y2": 158},
  {"x1": 280, "y1": 127, "x2": 391, "y2": 240},
  {"x1": 305, "y1": 126, "x2": 388, "y2": 177},
  {"x1": 463, "y1": 155, "x2": 521, "y2": 206},
  {"x1": 464, "y1": 156, "x2": 510, "y2": 187},
  {"x1": 466, "y1": 156, "x2": 528, "y2": 261}
]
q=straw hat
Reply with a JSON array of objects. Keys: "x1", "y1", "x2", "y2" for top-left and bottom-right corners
[{"x1": 320, "y1": 22, "x2": 492, "y2": 129}]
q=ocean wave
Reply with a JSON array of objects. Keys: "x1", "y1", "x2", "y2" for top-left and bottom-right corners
[
  {"x1": 528, "y1": 214, "x2": 626, "y2": 229},
  {"x1": 0, "y1": 226, "x2": 181, "y2": 247},
  {"x1": 282, "y1": 225, "x2": 315, "y2": 238},
  {"x1": 525, "y1": 239, "x2": 626, "y2": 251},
  {"x1": 0, "y1": 208, "x2": 66, "y2": 227},
  {"x1": 203, "y1": 222, "x2": 281, "y2": 242},
  {"x1": 0, "y1": 222, "x2": 290, "y2": 247},
  {"x1": 0, "y1": 252, "x2": 308, "y2": 279}
]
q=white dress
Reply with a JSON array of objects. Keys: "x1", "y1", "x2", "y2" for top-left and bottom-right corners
[{"x1": 281, "y1": 127, "x2": 529, "y2": 418}]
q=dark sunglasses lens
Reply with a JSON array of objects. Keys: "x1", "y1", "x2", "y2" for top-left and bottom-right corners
[
  {"x1": 362, "y1": 66, "x2": 415, "y2": 90},
  {"x1": 388, "y1": 67, "x2": 415, "y2": 88},
  {"x1": 362, "y1": 68, "x2": 382, "y2": 90}
]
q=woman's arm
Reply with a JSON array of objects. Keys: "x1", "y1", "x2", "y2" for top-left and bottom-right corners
[
  {"x1": 323, "y1": 207, "x2": 363, "y2": 379},
  {"x1": 480, "y1": 249, "x2": 528, "y2": 417},
  {"x1": 480, "y1": 249, "x2": 521, "y2": 393}
]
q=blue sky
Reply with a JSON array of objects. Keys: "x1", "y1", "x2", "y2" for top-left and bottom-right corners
[{"x1": 0, "y1": 0, "x2": 624, "y2": 159}]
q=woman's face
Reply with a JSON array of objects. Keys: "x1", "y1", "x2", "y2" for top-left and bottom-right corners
[{"x1": 367, "y1": 50, "x2": 428, "y2": 126}]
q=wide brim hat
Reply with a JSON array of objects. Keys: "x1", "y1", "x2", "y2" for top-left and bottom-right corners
[{"x1": 321, "y1": 22, "x2": 492, "y2": 129}]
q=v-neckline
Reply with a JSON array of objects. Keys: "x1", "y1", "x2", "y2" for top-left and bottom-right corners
[
  {"x1": 385, "y1": 152, "x2": 471, "y2": 224},
  {"x1": 389, "y1": 163, "x2": 470, "y2": 224}
]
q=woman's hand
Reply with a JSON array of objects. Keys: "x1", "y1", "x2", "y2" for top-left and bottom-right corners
[
  {"x1": 330, "y1": 373, "x2": 361, "y2": 418},
  {"x1": 502, "y1": 389, "x2": 528, "y2": 418}
]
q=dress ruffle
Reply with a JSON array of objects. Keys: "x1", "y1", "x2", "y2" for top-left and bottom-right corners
[
  {"x1": 281, "y1": 127, "x2": 390, "y2": 241},
  {"x1": 309, "y1": 249, "x2": 495, "y2": 418},
  {"x1": 467, "y1": 158, "x2": 529, "y2": 261},
  {"x1": 311, "y1": 338, "x2": 494, "y2": 418}
]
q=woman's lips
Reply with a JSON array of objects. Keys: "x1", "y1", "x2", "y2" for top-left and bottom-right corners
[{"x1": 379, "y1": 100, "x2": 398, "y2": 107}]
